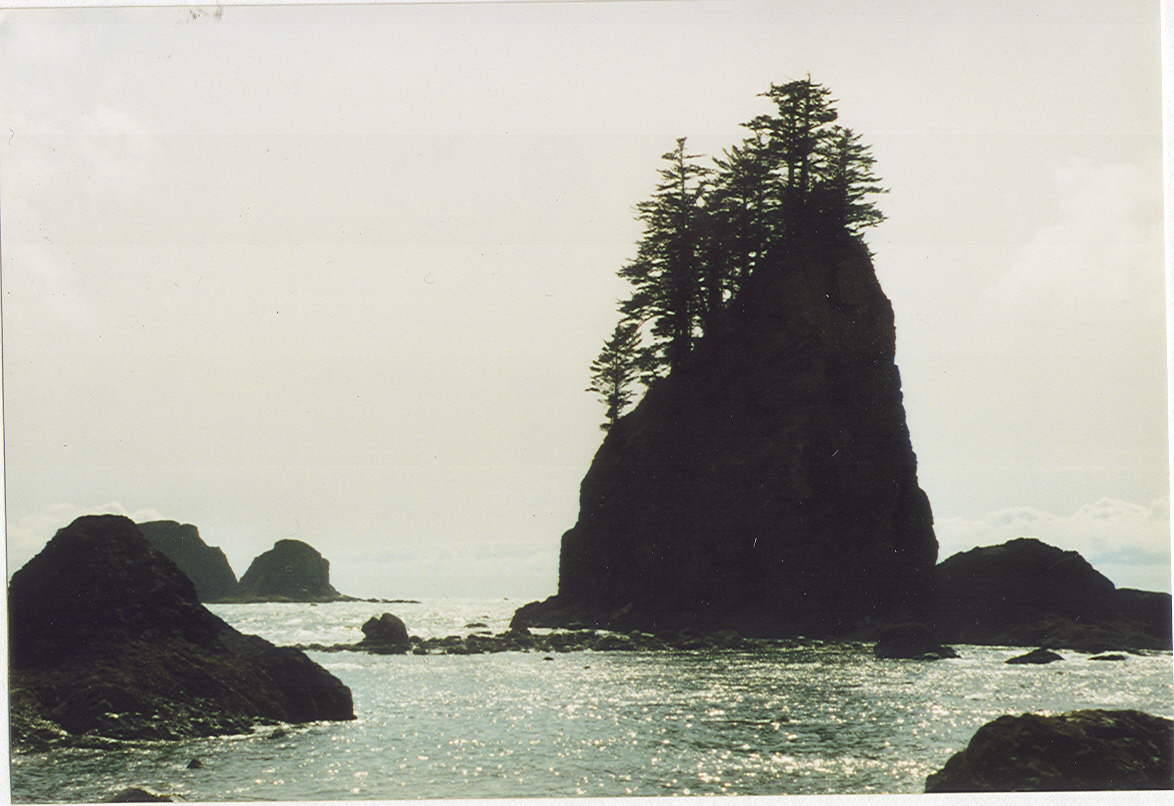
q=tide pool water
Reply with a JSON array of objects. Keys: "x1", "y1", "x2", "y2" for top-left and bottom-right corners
[{"x1": 10, "y1": 599, "x2": 1173, "y2": 801}]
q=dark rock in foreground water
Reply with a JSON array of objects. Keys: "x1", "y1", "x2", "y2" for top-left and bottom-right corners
[
  {"x1": 136, "y1": 519, "x2": 239, "y2": 602},
  {"x1": 925, "y1": 709, "x2": 1174, "y2": 791},
  {"x1": 228, "y1": 538, "x2": 352, "y2": 602},
  {"x1": 9, "y1": 515, "x2": 354, "y2": 749},
  {"x1": 872, "y1": 623, "x2": 957, "y2": 660},
  {"x1": 106, "y1": 787, "x2": 173, "y2": 802}
]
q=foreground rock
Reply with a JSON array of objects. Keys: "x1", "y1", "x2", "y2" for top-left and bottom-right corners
[
  {"x1": 925, "y1": 710, "x2": 1174, "y2": 791},
  {"x1": 9, "y1": 515, "x2": 354, "y2": 750},
  {"x1": 226, "y1": 539, "x2": 352, "y2": 602},
  {"x1": 137, "y1": 520, "x2": 239, "y2": 602},
  {"x1": 934, "y1": 538, "x2": 1172, "y2": 651},
  {"x1": 517, "y1": 237, "x2": 937, "y2": 637},
  {"x1": 872, "y1": 623, "x2": 957, "y2": 660}
]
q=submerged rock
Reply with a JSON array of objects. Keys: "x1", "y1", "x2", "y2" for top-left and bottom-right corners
[
  {"x1": 9, "y1": 515, "x2": 355, "y2": 749},
  {"x1": 872, "y1": 623, "x2": 957, "y2": 660},
  {"x1": 925, "y1": 709, "x2": 1174, "y2": 791},
  {"x1": 137, "y1": 520, "x2": 239, "y2": 602},
  {"x1": 519, "y1": 237, "x2": 937, "y2": 636},
  {"x1": 934, "y1": 538, "x2": 1172, "y2": 651},
  {"x1": 106, "y1": 788, "x2": 173, "y2": 803},
  {"x1": 231, "y1": 539, "x2": 350, "y2": 602}
]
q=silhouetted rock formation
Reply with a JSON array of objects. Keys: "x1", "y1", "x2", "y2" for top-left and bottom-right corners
[
  {"x1": 358, "y1": 613, "x2": 411, "y2": 654},
  {"x1": 925, "y1": 710, "x2": 1174, "y2": 791},
  {"x1": 231, "y1": 539, "x2": 349, "y2": 602},
  {"x1": 9, "y1": 515, "x2": 354, "y2": 748},
  {"x1": 934, "y1": 538, "x2": 1172, "y2": 651},
  {"x1": 515, "y1": 238, "x2": 937, "y2": 636},
  {"x1": 137, "y1": 520, "x2": 239, "y2": 602}
]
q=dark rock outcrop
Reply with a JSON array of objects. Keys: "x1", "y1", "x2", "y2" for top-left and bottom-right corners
[
  {"x1": 925, "y1": 710, "x2": 1174, "y2": 791},
  {"x1": 136, "y1": 520, "x2": 239, "y2": 602},
  {"x1": 516, "y1": 238, "x2": 937, "y2": 636},
  {"x1": 872, "y1": 622, "x2": 958, "y2": 660},
  {"x1": 934, "y1": 538, "x2": 1172, "y2": 651},
  {"x1": 357, "y1": 613, "x2": 410, "y2": 653},
  {"x1": 1005, "y1": 647, "x2": 1064, "y2": 665},
  {"x1": 9, "y1": 515, "x2": 354, "y2": 749},
  {"x1": 231, "y1": 539, "x2": 347, "y2": 602}
]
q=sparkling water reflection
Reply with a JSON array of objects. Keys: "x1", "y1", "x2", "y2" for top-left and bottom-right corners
[{"x1": 10, "y1": 599, "x2": 1173, "y2": 801}]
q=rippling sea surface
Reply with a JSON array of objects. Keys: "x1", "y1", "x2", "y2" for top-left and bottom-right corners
[{"x1": 10, "y1": 598, "x2": 1173, "y2": 801}]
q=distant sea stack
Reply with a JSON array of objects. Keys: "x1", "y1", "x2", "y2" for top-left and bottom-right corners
[
  {"x1": 233, "y1": 539, "x2": 349, "y2": 602},
  {"x1": 137, "y1": 520, "x2": 239, "y2": 602},
  {"x1": 933, "y1": 538, "x2": 1172, "y2": 651},
  {"x1": 516, "y1": 237, "x2": 937, "y2": 636},
  {"x1": 8, "y1": 515, "x2": 354, "y2": 748}
]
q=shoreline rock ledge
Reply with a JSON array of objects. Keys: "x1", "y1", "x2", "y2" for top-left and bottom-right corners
[
  {"x1": 9, "y1": 515, "x2": 354, "y2": 749},
  {"x1": 514, "y1": 237, "x2": 937, "y2": 637}
]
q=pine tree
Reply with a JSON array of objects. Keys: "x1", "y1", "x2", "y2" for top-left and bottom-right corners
[
  {"x1": 814, "y1": 126, "x2": 888, "y2": 234},
  {"x1": 617, "y1": 137, "x2": 711, "y2": 376},
  {"x1": 587, "y1": 320, "x2": 643, "y2": 431}
]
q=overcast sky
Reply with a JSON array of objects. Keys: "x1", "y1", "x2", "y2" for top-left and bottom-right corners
[{"x1": 2, "y1": 0, "x2": 1168, "y2": 599}]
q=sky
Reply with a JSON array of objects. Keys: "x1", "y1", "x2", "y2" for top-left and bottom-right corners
[{"x1": 1, "y1": 0, "x2": 1168, "y2": 600}]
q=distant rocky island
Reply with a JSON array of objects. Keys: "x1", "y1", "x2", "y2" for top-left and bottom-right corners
[
  {"x1": 9, "y1": 515, "x2": 354, "y2": 750},
  {"x1": 137, "y1": 521, "x2": 394, "y2": 604}
]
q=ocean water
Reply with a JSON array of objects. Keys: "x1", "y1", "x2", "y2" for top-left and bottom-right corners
[{"x1": 10, "y1": 598, "x2": 1173, "y2": 802}]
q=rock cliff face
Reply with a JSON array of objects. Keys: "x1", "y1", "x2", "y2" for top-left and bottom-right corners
[
  {"x1": 933, "y1": 538, "x2": 1172, "y2": 650},
  {"x1": 136, "y1": 520, "x2": 239, "y2": 602},
  {"x1": 234, "y1": 539, "x2": 346, "y2": 602},
  {"x1": 517, "y1": 237, "x2": 937, "y2": 636},
  {"x1": 9, "y1": 515, "x2": 354, "y2": 748}
]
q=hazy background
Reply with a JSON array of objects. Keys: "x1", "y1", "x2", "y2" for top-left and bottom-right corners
[{"x1": 2, "y1": 0, "x2": 1168, "y2": 599}]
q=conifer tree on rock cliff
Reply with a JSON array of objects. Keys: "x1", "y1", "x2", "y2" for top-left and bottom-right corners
[{"x1": 537, "y1": 79, "x2": 932, "y2": 637}]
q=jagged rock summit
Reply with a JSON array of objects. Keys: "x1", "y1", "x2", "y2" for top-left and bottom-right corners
[
  {"x1": 233, "y1": 538, "x2": 348, "y2": 602},
  {"x1": 136, "y1": 519, "x2": 239, "y2": 602},
  {"x1": 8, "y1": 515, "x2": 354, "y2": 748},
  {"x1": 515, "y1": 237, "x2": 937, "y2": 636}
]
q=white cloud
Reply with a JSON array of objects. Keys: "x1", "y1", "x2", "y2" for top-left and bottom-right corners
[
  {"x1": 6, "y1": 500, "x2": 167, "y2": 576},
  {"x1": 935, "y1": 496, "x2": 1171, "y2": 592},
  {"x1": 982, "y1": 156, "x2": 1164, "y2": 356}
]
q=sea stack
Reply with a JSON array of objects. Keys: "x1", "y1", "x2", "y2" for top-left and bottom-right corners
[
  {"x1": 9, "y1": 515, "x2": 354, "y2": 747},
  {"x1": 137, "y1": 520, "x2": 239, "y2": 602},
  {"x1": 235, "y1": 539, "x2": 347, "y2": 602},
  {"x1": 515, "y1": 237, "x2": 937, "y2": 636}
]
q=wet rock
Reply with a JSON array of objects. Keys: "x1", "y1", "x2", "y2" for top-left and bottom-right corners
[
  {"x1": 9, "y1": 515, "x2": 355, "y2": 749},
  {"x1": 1090, "y1": 653, "x2": 1127, "y2": 662},
  {"x1": 186, "y1": 758, "x2": 204, "y2": 769},
  {"x1": 873, "y1": 623, "x2": 958, "y2": 660},
  {"x1": 1005, "y1": 648, "x2": 1064, "y2": 665},
  {"x1": 925, "y1": 709, "x2": 1174, "y2": 791},
  {"x1": 359, "y1": 613, "x2": 410, "y2": 651},
  {"x1": 106, "y1": 788, "x2": 173, "y2": 802}
]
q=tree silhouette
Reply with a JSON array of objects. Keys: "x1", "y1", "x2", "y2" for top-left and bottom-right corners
[
  {"x1": 617, "y1": 137, "x2": 711, "y2": 377},
  {"x1": 587, "y1": 320, "x2": 643, "y2": 431}
]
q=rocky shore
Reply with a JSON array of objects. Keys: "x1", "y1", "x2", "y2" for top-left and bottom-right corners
[{"x1": 9, "y1": 515, "x2": 355, "y2": 752}]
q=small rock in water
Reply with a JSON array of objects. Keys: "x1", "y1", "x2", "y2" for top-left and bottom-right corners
[
  {"x1": 186, "y1": 758, "x2": 203, "y2": 769},
  {"x1": 1090, "y1": 653, "x2": 1127, "y2": 662},
  {"x1": 106, "y1": 788, "x2": 172, "y2": 802},
  {"x1": 1005, "y1": 647, "x2": 1064, "y2": 665},
  {"x1": 542, "y1": 656, "x2": 554, "y2": 661}
]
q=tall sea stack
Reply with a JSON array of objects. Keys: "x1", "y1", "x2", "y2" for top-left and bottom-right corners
[{"x1": 516, "y1": 237, "x2": 937, "y2": 636}]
